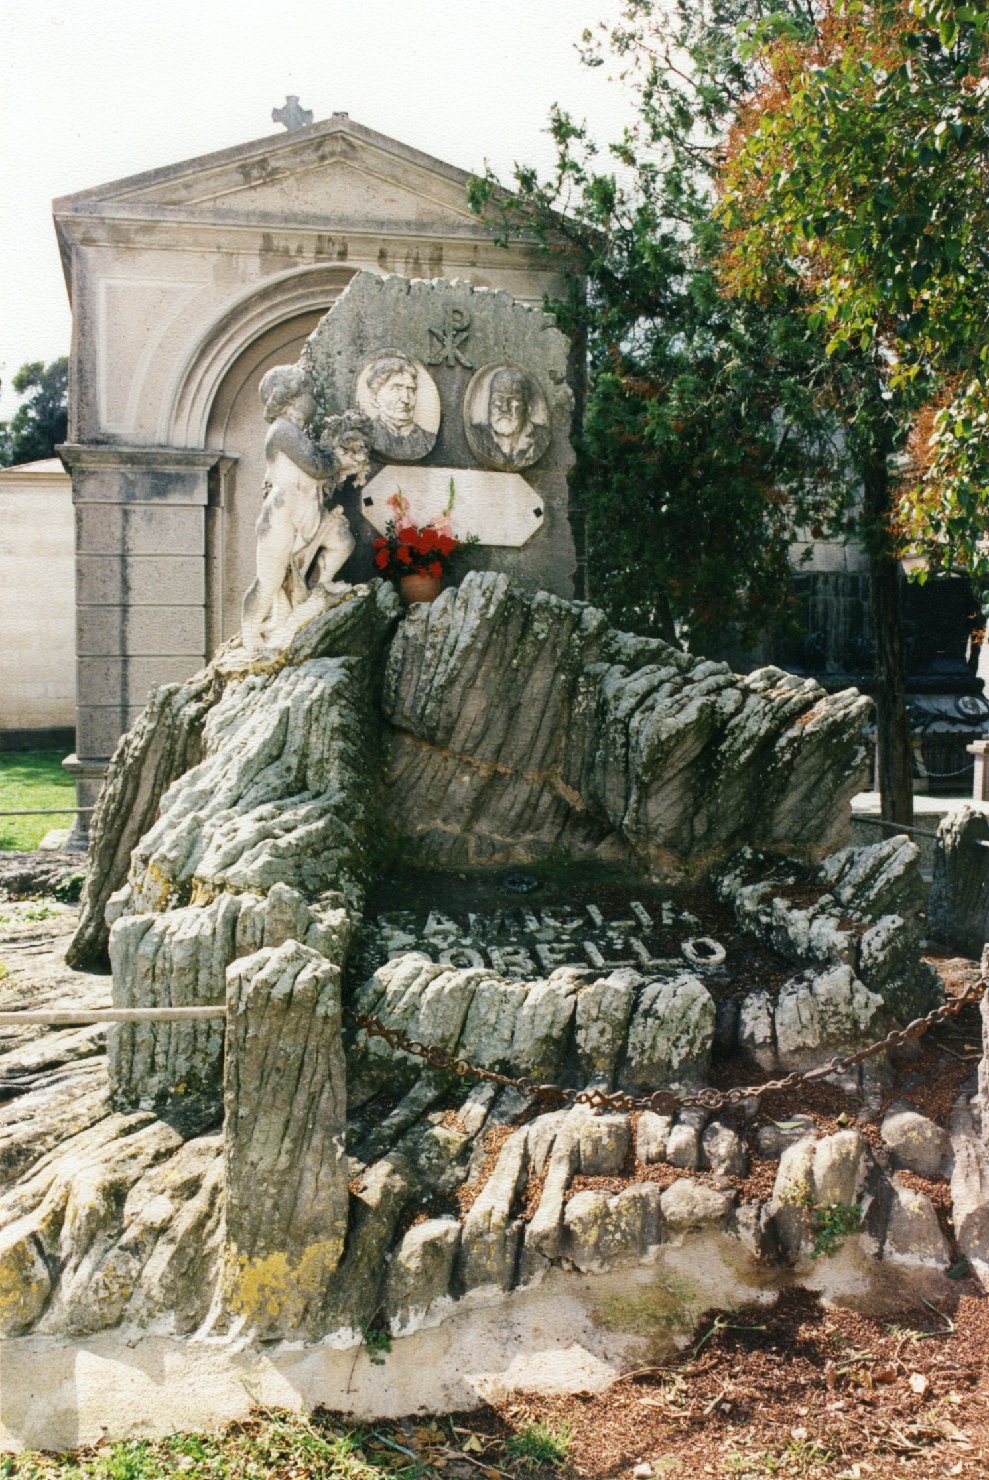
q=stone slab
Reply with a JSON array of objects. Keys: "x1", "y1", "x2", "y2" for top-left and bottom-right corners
[
  {"x1": 0, "y1": 1256, "x2": 766, "y2": 1451},
  {"x1": 360, "y1": 465, "x2": 544, "y2": 548},
  {"x1": 303, "y1": 273, "x2": 576, "y2": 596}
]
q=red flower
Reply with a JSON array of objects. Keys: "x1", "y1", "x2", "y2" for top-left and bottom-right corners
[
  {"x1": 428, "y1": 561, "x2": 443, "y2": 580},
  {"x1": 372, "y1": 536, "x2": 388, "y2": 551},
  {"x1": 396, "y1": 545, "x2": 412, "y2": 566},
  {"x1": 374, "y1": 549, "x2": 390, "y2": 569},
  {"x1": 436, "y1": 533, "x2": 456, "y2": 557}
]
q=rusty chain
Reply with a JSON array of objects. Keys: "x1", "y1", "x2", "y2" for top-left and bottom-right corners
[{"x1": 349, "y1": 975, "x2": 987, "y2": 1116}]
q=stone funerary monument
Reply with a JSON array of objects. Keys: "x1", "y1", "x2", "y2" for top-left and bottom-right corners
[{"x1": 2, "y1": 107, "x2": 986, "y2": 1451}]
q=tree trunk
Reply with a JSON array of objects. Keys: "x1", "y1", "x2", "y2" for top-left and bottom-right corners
[{"x1": 863, "y1": 450, "x2": 914, "y2": 827}]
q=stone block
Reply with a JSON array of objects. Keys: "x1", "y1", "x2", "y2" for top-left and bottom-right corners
[
  {"x1": 223, "y1": 941, "x2": 348, "y2": 1334},
  {"x1": 882, "y1": 1179, "x2": 950, "y2": 1268},
  {"x1": 76, "y1": 554, "x2": 205, "y2": 607},
  {"x1": 635, "y1": 1112, "x2": 672, "y2": 1165},
  {"x1": 659, "y1": 1179, "x2": 733, "y2": 1235},
  {"x1": 77, "y1": 657, "x2": 203, "y2": 708},
  {"x1": 386, "y1": 1218, "x2": 460, "y2": 1334},
  {"x1": 577, "y1": 1114, "x2": 630, "y2": 1176},
  {"x1": 76, "y1": 504, "x2": 204, "y2": 557},
  {"x1": 77, "y1": 605, "x2": 206, "y2": 658},
  {"x1": 701, "y1": 1119, "x2": 748, "y2": 1177},
  {"x1": 880, "y1": 1104, "x2": 949, "y2": 1178}
]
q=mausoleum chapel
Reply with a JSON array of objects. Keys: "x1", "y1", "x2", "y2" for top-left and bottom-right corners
[
  {"x1": 0, "y1": 104, "x2": 987, "y2": 1451},
  {"x1": 54, "y1": 110, "x2": 581, "y2": 820}
]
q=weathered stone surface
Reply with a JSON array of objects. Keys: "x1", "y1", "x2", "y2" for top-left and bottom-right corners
[
  {"x1": 68, "y1": 583, "x2": 397, "y2": 966},
  {"x1": 386, "y1": 1217, "x2": 460, "y2": 1335},
  {"x1": 659, "y1": 1179, "x2": 733, "y2": 1236},
  {"x1": 577, "y1": 1115, "x2": 631, "y2": 1176},
  {"x1": 620, "y1": 975, "x2": 714, "y2": 1092},
  {"x1": 563, "y1": 1183, "x2": 662, "y2": 1271},
  {"x1": 667, "y1": 1110, "x2": 708, "y2": 1171},
  {"x1": 719, "y1": 839, "x2": 939, "y2": 1027},
  {"x1": 821, "y1": 836, "x2": 926, "y2": 921},
  {"x1": 755, "y1": 1115, "x2": 816, "y2": 1159},
  {"x1": 738, "y1": 990, "x2": 777, "y2": 1071},
  {"x1": 930, "y1": 805, "x2": 989, "y2": 957},
  {"x1": 701, "y1": 1119, "x2": 748, "y2": 1178},
  {"x1": 127, "y1": 656, "x2": 374, "y2": 912},
  {"x1": 573, "y1": 971, "x2": 637, "y2": 1086},
  {"x1": 880, "y1": 1104, "x2": 949, "y2": 1179},
  {"x1": 107, "y1": 885, "x2": 351, "y2": 1125},
  {"x1": 769, "y1": 1131, "x2": 871, "y2": 1262},
  {"x1": 0, "y1": 852, "x2": 85, "y2": 901},
  {"x1": 774, "y1": 966, "x2": 885, "y2": 1071},
  {"x1": 222, "y1": 942, "x2": 348, "y2": 1334},
  {"x1": 520, "y1": 1114, "x2": 581, "y2": 1284},
  {"x1": 382, "y1": 573, "x2": 868, "y2": 876},
  {"x1": 354, "y1": 955, "x2": 720, "y2": 1096},
  {"x1": 67, "y1": 669, "x2": 217, "y2": 967},
  {"x1": 948, "y1": 1094, "x2": 989, "y2": 1290},
  {"x1": 731, "y1": 1201, "x2": 776, "y2": 1260},
  {"x1": 881, "y1": 1179, "x2": 950, "y2": 1268},
  {"x1": 635, "y1": 1112, "x2": 673, "y2": 1165},
  {"x1": 459, "y1": 1126, "x2": 529, "y2": 1294},
  {"x1": 0, "y1": 1111, "x2": 187, "y2": 1336},
  {"x1": 812, "y1": 1130, "x2": 870, "y2": 1207}
]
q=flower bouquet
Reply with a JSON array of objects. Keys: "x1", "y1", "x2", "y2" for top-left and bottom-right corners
[{"x1": 372, "y1": 485, "x2": 476, "y2": 604}]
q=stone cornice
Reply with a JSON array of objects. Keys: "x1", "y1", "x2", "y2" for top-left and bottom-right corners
[{"x1": 58, "y1": 445, "x2": 228, "y2": 473}]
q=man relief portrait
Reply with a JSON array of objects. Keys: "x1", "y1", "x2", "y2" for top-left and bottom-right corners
[
  {"x1": 356, "y1": 350, "x2": 440, "y2": 462},
  {"x1": 464, "y1": 363, "x2": 551, "y2": 472}
]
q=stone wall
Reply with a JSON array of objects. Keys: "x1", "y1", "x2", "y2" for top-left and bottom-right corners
[{"x1": 0, "y1": 460, "x2": 75, "y2": 738}]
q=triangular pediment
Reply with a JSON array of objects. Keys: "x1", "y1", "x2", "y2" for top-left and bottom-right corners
[{"x1": 53, "y1": 116, "x2": 496, "y2": 232}]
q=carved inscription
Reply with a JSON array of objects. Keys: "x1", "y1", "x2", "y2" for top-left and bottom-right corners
[{"x1": 366, "y1": 897, "x2": 713, "y2": 978}]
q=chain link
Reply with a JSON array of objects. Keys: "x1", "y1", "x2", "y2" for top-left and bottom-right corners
[{"x1": 349, "y1": 976, "x2": 987, "y2": 1116}]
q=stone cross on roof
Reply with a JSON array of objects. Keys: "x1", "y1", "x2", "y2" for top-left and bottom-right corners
[{"x1": 272, "y1": 96, "x2": 314, "y2": 131}]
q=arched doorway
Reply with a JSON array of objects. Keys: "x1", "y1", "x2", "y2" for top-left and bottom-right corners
[{"x1": 205, "y1": 310, "x2": 327, "y2": 646}]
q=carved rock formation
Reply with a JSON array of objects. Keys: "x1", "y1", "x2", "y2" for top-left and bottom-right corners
[
  {"x1": 383, "y1": 575, "x2": 871, "y2": 874},
  {"x1": 5, "y1": 572, "x2": 964, "y2": 1353}
]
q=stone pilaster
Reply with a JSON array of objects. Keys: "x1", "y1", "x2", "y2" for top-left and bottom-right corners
[{"x1": 58, "y1": 444, "x2": 225, "y2": 835}]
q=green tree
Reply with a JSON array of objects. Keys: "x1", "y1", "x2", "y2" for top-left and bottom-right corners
[
  {"x1": 0, "y1": 358, "x2": 69, "y2": 467},
  {"x1": 471, "y1": 0, "x2": 920, "y2": 819},
  {"x1": 717, "y1": 0, "x2": 989, "y2": 818},
  {"x1": 471, "y1": 4, "x2": 860, "y2": 651}
]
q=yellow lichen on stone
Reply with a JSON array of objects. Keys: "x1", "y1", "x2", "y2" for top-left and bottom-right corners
[
  {"x1": 224, "y1": 1237, "x2": 344, "y2": 1329},
  {"x1": 0, "y1": 1228, "x2": 52, "y2": 1336}
]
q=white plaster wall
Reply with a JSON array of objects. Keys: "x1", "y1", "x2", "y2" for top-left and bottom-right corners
[{"x1": 0, "y1": 465, "x2": 76, "y2": 730}]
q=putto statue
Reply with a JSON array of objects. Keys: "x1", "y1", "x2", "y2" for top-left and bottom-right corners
[{"x1": 241, "y1": 365, "x2": 371, "y2": 652}]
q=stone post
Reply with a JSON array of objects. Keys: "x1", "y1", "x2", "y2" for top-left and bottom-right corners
[
  {"x1": 58, "y1": 444, "x2": 225, "y2": 842},
  {"x1": 223, "y1": 940, "x2": 349, "y2": 1334},
  {"x1": 969, "y1": 738, "x2": 989, "y2": 803}
]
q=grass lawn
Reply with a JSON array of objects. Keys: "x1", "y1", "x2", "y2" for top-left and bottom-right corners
[
  {"x1": 0, "y1": 751, "x2": 76, "y2": 851},
  {"x1": 0, "y1": 1410, "x2": 571, "y2": 1479}
]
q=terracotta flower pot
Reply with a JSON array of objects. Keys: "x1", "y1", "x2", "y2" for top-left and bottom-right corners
[{"x1": 399, "y1": 573, "x2": 442, "y2": 606}]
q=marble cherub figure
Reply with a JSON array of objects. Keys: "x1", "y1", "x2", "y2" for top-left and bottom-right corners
[{"x1": 241, "y1": 365, "x2": 372, "y2": 652}]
